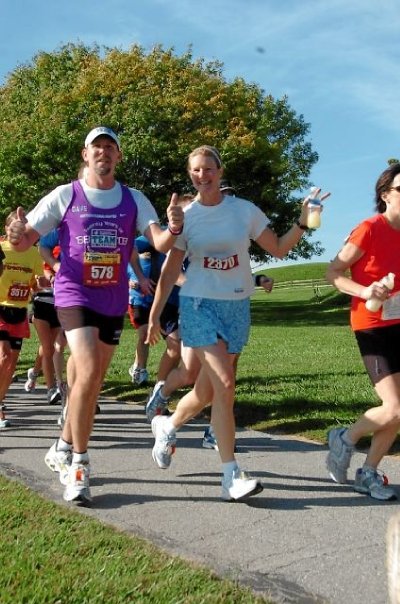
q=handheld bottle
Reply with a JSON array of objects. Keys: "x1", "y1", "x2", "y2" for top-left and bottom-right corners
[
  {"x1": 365, "y1": 273, "x2": 395, "y2": 312},
  {"x1": 307, "y1": 186, "x2": 322, "y2": 229}
]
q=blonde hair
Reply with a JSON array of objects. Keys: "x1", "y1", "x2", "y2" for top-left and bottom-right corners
[{"x1": 187, "y1": 145, "x2": 222, "y2": 169}]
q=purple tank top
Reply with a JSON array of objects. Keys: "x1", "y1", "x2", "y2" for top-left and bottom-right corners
[{"x1": 54, "y1": 180, "x2": 137, "y2": 316}]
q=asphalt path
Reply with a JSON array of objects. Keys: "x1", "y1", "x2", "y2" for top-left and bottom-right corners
[{"x1": 1, "y1": 380, "x2": 399, "y2": 604}]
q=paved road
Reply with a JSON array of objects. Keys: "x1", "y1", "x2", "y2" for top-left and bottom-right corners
[{"x1": 1, "y1": 381, "x2": 398, "y2": 604}]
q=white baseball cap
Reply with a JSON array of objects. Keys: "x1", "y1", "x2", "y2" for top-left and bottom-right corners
[{"x1": 84, "y1": 126, "x2": 120, "y2": 149}]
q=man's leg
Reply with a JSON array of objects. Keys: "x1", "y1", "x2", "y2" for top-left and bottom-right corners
[{"x1": 61, "y1": 325, "x2": 115, "y2": 453}]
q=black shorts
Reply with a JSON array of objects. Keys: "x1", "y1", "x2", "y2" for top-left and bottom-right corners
[
  {"x1": 32, "y1": 298, "x2": 60, "y2": 329},
  {"x1": 0, "y1": 331, "x2": 23, "y2": 350},
  {"x1": 355, "y1": 323, "x2": 400, "y2": 385},
  {"x1": 56, "y1": 306, "x2": 124, "y2": 346},
  {"x1": 128, "y1": 304, "x2": 150, "y2": 329},
  {"x1": 160, "y1": 303, "x2": 179, "y2": 337}
]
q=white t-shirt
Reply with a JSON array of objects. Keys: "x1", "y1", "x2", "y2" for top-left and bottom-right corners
[
  {"x1": 26, "y1": 179, "x2": 158, "y2": 236},
  {"x1": 174, "y1": 195, "x2": 269, "y2": 300}
]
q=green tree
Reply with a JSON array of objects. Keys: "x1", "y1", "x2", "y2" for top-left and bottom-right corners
[{"x1": 0, "y1": 43, "x2": 320, "y2": 262}]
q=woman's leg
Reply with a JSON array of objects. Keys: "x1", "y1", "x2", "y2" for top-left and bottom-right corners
[
  {"x1": 33, "y1": 318, "x2": 59, "y2": 390},
  {"x1": 157, "y1": 329, "x2": 181, "y2": 382},
  {"x1": 347, "y1": 372, "x2": 400, "y2": 468},
  {"x1": 0, "y1": 340, "x2": 20, "y2": 424}
]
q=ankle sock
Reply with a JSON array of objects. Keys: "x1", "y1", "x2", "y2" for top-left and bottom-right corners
[
  {"x1": 163, "y1": 417, "x2": 177, "y2": 436},
  {"x1": 222, "y1": 460, "x2": 239, "y2": 481},
  {"x1": 72, "y1": 451, "x2": 89, "y2": 464},
  {"x1": 57, "y1": 437, "x2": 72, "y2": 452}
]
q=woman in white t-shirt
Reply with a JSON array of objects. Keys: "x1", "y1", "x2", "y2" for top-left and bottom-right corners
[{"x1": 147, "y1": 144, "x2": 329, "y2": 502}]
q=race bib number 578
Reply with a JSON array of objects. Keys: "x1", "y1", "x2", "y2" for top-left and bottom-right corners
[
  {"x1": 83, "y1": 252, "x2": 120, "y2": 286},
  {"x1": 203, "y1": 254, "x2": 239, "y2": 270}
]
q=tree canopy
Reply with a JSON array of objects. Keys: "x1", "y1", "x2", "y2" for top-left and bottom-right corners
[{"x1": 0, "y1": 43, "x2": 321, "y2": 262}]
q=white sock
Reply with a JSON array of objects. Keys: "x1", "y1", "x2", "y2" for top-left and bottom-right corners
[
  {"x1": 222, "y1": 460, "x2": 239, "y2": 481},
  {"x1": 57, "y1": 437, "x2": 72, "y2": 452},
  {"x1": 72, "y1": 451, "x2": 90, "y2": 464},
  {"x1": 163, "y1": 417, "x2": 177, "y2": 436}
]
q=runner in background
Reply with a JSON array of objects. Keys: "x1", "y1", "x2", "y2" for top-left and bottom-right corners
[
  {"x1": 326, "y1": 162, "x2": 400, "y2": 501},
  {"x1": 0, "y1": 211, "x2": 44, "y2": 428}
]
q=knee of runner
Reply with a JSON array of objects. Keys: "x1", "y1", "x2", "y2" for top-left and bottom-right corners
[
  {"x1": 0, "y1": 347, "x2": 13, "y2": 367},
  {"x1": 388, "y1": 409, "x2": 400, "y2": 424}
]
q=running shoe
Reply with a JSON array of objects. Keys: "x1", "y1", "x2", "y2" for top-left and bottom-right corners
[
  {"x1": 57, "y1": 408, "x2": 66, "y2": 427},
  {"x1": 354, "y1": 467, "x2": 397, "y2": 501},
  {"x1": 128, "y1": 365, "x2": 148, "y2": 385},
  {"x1": 221, "y1": 468, "x2": 263, "y2": 502},
  {"x1": 151, "y1": 415, "x2": 176, "y2": 469},
  {"x1": 0, "y1": 418, "x2": 11, "y2": 429},
  {"x1": 24, "y1": 368, "x2": 40, "y2": 393},
  {"x1": 134, "y1": 368, "x2": 148, "y2": 385},
  {"x1": 202, "y1": 425, "x2": 219, "y2": 451},
  {"x1": 146, "y1": 381, "x2": 169, "y2": 422},
  {"x1": 47, "y1": 386, "x2": 62, "y2": 405},
  {"x1": 63, "y1": 462, "x2": 92, "y2": 506},
  {"x1": 326, "y1": 427, "x2": 354, "y2": 484},
  {"x1": 202, "y1": 425, "x2": 238, "y2": 452},
  {"x1": 44, "y1": 442, "x2": 72, "y2": 486}
]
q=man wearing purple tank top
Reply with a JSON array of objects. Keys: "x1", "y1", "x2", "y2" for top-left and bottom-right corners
[{"x1": 8, "y1": 126, "x2": 184, "y2": 506}]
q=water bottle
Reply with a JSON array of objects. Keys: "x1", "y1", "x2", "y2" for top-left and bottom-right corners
[
  {"x1": 365, "y1": 273, "x2": 395, "y2": 312},
  {"x1": 307, "y1": 187, "x2": 322, "y2": 229}
]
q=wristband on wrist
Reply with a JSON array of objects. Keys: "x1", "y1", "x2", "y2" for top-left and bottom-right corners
[
  {"x1": 168, "y1": 224, "x2": 183, "y2": 236},
  {"x1": 295, "y1": 219, "x2": 308, "y2": 231}
]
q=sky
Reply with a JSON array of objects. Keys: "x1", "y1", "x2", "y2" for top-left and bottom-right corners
[{"x1": 1, "y1": 0, "x2": 399, "y2": 267}]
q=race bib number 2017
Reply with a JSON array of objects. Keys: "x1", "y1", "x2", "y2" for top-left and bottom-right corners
[{"x1": 203, "y1": 254, "x2": 239, "y2": 270}]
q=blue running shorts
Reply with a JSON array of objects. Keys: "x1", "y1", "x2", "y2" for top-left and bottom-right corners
[{"x1": 179, "y1": 296, "x2": 250, "y2": 354}]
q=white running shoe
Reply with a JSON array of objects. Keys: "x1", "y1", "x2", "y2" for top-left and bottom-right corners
[
  {"x1": 47, "y1": 386, "x2": 62, "y2": 405},
  {"x1": 221, "y1": 468, "x2": 263, "y2": 502},
  {"x1": 24, "y1": 368, "x2": 40, "y2": 393},
  {"x1": 44, "y1": 442, "x2": 72, "y2": 486},
  {"x1": 202, "y1": 425, "x2": 219, "y2": 451},
  {"x1": 151, "y1": 415, "x2": 176, "y2": 469},
  {"x1": 128, "y1": 365, "x2": 148, "y2": 384},
  {"x1": 146, "y1": 381, "x2": 169, "y2": 422},
  {"x1": 354, "y1": 467, "x2": 397, "y2": 501},
  {"x1": 326, "y1": 427, "x2": 354, "y2": 484},
  {"x1": 133, "y1": 368, "x2": 148, "y2": 385},
  {"x1": 63, "y1": 462, "x2": 92, "y2": 506}
]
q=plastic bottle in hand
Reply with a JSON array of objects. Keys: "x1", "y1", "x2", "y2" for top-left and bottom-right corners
[
  {"x1": 307, "y1": 187, "x2": 322, "y2": 229},
  {"x1": 366, "y1": 273, "x2": 395, "y2": 312}
]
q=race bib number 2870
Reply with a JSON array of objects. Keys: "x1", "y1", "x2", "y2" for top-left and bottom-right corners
[{"x1": 203, "y1": 254, "x2": 239, "y2": 270}]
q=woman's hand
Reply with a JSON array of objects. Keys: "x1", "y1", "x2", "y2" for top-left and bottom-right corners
[
  {"x1": 146, "y1": 318, "x2": 162, "y2": 346},
  {"x1": 362, "y1": 280, "x2": 391, "y2": 302},
  {"x1": 298, "y1": 188, "x2": 331, "y2": 225}
]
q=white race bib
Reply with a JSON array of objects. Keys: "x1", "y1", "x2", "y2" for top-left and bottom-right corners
[{"x1": 382, "y1": 291, "x2": 400, "y2": 320}]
